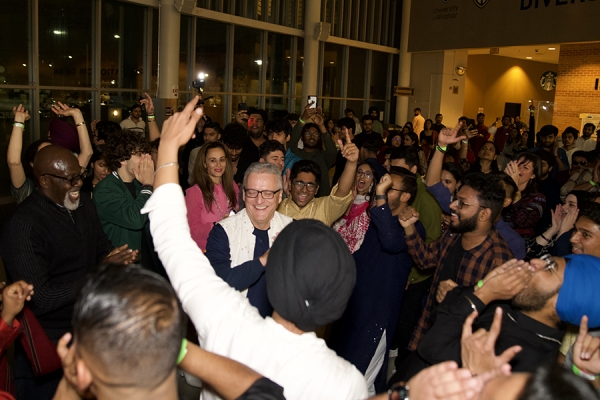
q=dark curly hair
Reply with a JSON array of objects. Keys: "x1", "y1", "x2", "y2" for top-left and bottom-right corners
[
  {"x1": 290, "y1": 160, "x2": 321, "y2": 185},
  {"x1": 103, "y1": 130, "x2": 151, "y2": 171},
  {"x1": 222, "y1": 122, "x2": 247, "y2": 150}
]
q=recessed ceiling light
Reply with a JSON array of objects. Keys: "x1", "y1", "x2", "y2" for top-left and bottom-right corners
[
  {"x1": 114, "y1": 34, "x2": 120, "y2": 39},
  {"x1": 526, "y1": 57, "x2": 532, "y2": 59},
  {"x1": 548, "y1": 47, "x2": 556, "y2": 51}
]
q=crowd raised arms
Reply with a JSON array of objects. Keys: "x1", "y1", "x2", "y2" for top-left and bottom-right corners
[{"x1": 2, "y1": 94, "x2": 600, "y2": 400}]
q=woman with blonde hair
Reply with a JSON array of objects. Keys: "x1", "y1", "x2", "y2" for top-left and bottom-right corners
[{"x1": 186, "y1": 141, "x2": 239, "y2": 251}]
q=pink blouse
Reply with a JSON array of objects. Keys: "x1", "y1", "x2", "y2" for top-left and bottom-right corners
[{"x1": 185, "y1": 182, "x2": 239, "y2": 251}]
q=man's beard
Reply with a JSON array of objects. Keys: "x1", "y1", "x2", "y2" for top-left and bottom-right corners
[
  {"x1": 511, "y1": 284, "x2": 561, "y2": 312},
  {"x1": 450, "y1": 212, "x2": 478, "y2": 234},
  {"x1": 64, "y1": 192, "x2": 80, "y2": 211}
]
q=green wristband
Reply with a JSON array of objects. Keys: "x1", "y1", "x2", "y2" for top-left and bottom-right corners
[
  {"x1": 298, "y1": 117, "x2": 306, "y2": 125},
  {"x1": 477, "y1": 280, "x2": 484, "y2": 288},
  {"x1": 572, "y1": 364, "x2": 599, "y2": 380},
  {"x1": 177, "y1": 338, "x2": 188, "y2": 365},
  {"x1": 436, "y1": 145, "x2": 447, "y2": 153},
  {"x1": 590, "y1": 180, "x2": 597, "y2": 187}
]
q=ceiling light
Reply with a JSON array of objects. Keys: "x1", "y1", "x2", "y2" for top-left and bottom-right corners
[
  {"x1": 548, "y1": 47, "x2": 556, "y2": 51},
  {"x1": 111, "y1": 80, "x2": 115, "y2": 84},
  {"x1": 329, "y1": 61, "x2": 334, "y2": 64},
  {"x1": 526, "y1": 56, "x2": 532, "y2": 59},
  {"x1": 114, "y1": 34, "x2": 120, "y2": 39},
  {"x1": 68, "y1": 55, "x2": 73, "y2": 59},
  {"x1": 49, "y1": 64, "x2": 53, "y2": 67},
  {"x1": 53, "y1": 30, "x2": 64, "y2": 35},
  {"x1": 255, "y1": 60, "x2": 263, "y2": 65},
  {"x1": 23, "y1": 64, "x2": 26, "y2": 67}
]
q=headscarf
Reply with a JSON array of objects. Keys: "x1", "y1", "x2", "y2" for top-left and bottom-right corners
[
  {"x1": 49, "y1": 118, "x2": 80, "y2": 153},
  {"x1": 266, "y1": 219, "x2": 356, "y2": 332},
  {"x1": 556, "y1": 254, "x2": 600, "y2": 328}
]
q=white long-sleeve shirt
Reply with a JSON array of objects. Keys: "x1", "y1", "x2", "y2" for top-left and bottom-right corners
[{"x1": 143, "y1": 184, "x2": 368, "y2": 400}]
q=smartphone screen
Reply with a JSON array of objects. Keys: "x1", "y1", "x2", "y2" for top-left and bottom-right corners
[{"x1": 308, "y1": 96, "x2": 317, "y2": 109}]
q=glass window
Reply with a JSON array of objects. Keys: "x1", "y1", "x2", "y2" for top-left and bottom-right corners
[
  {"x1": 179, "y1": 16, "x2": 193, "y2": 92},
  {"x1": 100, "y1": 0, "x2": 146, "y2": 89},
  {"x1": 39, "y1": 0, "x2": 93, "y2": 87},
  {"x1": 370, "y1": 51, "x2": 389, "y2": 100},
  {"x1": 321, "y1": 99, "x2": 342, "y2": 120},
  {"x1": 0, "y1": 89, "x2": 33, "y2": 197},
  {"x1": 233, "y1": 26, "x2": 262, "y2": 94},
  {"x1": 347, "y1": 48, "x2": 367, "y2": 99},
  {"x1": 150, "y1": 9, "x2": 159, "y2": 92},
  {"x1": 232, "y1": 95, "x2": 260, "y2": 123},
  {"x1": 39, "y1": 90, "x2": 94, "y2": 138},
  {"x1": 196, "y1": 18, "x2": 228, "y2": 93},
  {"x1": 200, "y1": 94, "x2": 227, "y2": 127},
  {"x1": 322, "y1": 43, "x2": 344, "y2": 98},
  {"x1": 266, "y1": 33, "x2": 292, "y2": 95},
  {"x1": 345, "y1": 100, "x2": 364, "y2": 119},
  {"x1": 0, "y1": 2, "x2": 29, "y2": 85},
  {"x1": 265, "y1": 96, "x2": 289, "y2": 120},
  {"x1": 294, "y1": 38, "x2": 304, "y2": 97},
  {"x1": 99, "y1": 92, "x2": 143, "y2": 125}
]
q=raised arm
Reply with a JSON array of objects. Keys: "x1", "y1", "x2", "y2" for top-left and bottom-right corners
[
  {"x1": 51, "y1": 102, "x2": 93, "y2": 169},
  {"x1": 140, "y1": 92, "x2": 161, "y2": 141},
  {"x1": 333, "y1": 134, "x2": 359, "y2": 197},
  {"x1": 7, "y1": 105, "x2": 30, "y2": 189},
  {"x1": 426, "y1": 122, "x2": 462, "y2": 187},
  {"x1": 314, "y1": 109, "x2": 338, "y2": 167}
]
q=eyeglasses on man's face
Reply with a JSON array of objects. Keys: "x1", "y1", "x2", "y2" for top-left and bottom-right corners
[
  {"x1": 293, "y1": 181, "x2": 317, "y2": 192},
  {"x1": 42, "y1": 170, "x2": 88, "y2": 186},
  {"x1": 450, "y1": 194, "x2": 484, "y2": 210},
  {"x1": 243, "y1": 188, "x2": 281, "y2": 199},
  {"x1": 303, "y1": 131, "x2": 320, "y2": 138}
]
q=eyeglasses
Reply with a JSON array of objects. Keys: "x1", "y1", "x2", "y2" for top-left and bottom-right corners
[
  {"x1": 303, "y1": 131, "x2": 320, "y2": 138},
  {"x1": 293, "y1": 181, "x2": 318, "y2": 192},
  {"x1": 244, "y1": 188, "x2": 281, "y2": 199},
  {"x1": 356, "y1": 170, "x2": 373, "y2": 179},
  {"x1": 391, "y1": 137, "x2": 402, "y2": 142},
  {"x1": 572, "y1": 160, "x2": 587, "y2": 166},
  {"x1": 42, "y1": 170, "x2": 87, "y2": 186},
  {"x1": 450, "y1": 194, "x2": 484, "y2": 210}
]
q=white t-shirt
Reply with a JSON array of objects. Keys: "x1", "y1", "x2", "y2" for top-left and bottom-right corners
[
  {"x1": 575, "y1": 136, "x2": 597, "y2": 152},
  {"x1": 120, "y1": 117, "x2": 146, "y2": 135},
  {"x1": 143, "y1": 184, "x2": 368, "y2": 400}
]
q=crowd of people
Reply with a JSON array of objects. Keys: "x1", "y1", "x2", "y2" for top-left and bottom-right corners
[{"x1": 1, "y1": 94, "x2": 600, "y2": 400}]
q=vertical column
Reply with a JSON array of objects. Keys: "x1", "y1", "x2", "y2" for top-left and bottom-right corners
[
  {"x1": 301, "y1": 0, "x2": 322, "y2": 105},
  {"x1": 158, "y1": 0, "x2": 181, "y2": 104},
  {"x1": 395, "y1": 0, "x2": 411, "y2": 126}
]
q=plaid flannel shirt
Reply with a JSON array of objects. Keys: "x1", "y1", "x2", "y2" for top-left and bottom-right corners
[{"x1": 406, "y1": 228, "x2": 513, "y2": 351}]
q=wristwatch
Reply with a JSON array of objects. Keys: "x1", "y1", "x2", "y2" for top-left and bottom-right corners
[
  {"x1": 376, "y1": 194, "x2": 388, "y2": 201},
  {"x1": 388, "y1": 382, "x2": 410, "y2": 400}
]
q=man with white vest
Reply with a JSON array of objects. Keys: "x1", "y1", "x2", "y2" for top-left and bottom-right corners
[{"x1": 205, "y1": 161, "x2": 293, "y2": 317}]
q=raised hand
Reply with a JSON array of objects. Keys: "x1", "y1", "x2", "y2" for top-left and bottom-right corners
[
  {"x1": 504, "y1": 160, "x2": 520, "y2": 187},
  {"x1": 139, "y1": 92, "x2": 155, "y2": 115},
  {"x1": 51, "y1": 101, "x2": 83, "y2": 119},
  {"x1": 376, "y1": 174, "x2": 393, "y2": 195},
  {"x1": 300, "y1": 101, "x2": 317, "y2": 123},
  {"x1": 133, "y1": 154, "x2": 155, "y2": 186},
  {"x1": 550, "y1": 204, "x2": 564, "y2": 234},
  {"x1": 573, "y1": 316, "x2": 600, "y2": 375},
  {"x1": 1, "y1": 281, "x2": 34, "y2": 326},
  {"x1": 341, "y1": 142, "x2": 359, "y2": 164},
  {"x1": 312, "y1": 112, "x2": 324, "y2": 128},
  {"x1": 474, "y1": 259, "x2": 533, "y2": 304},
  {"x1": 160, "y1": 95, "x2": 203, "y2": 148},
  {"x1": 461, "y1": 308, "x2": 521, "y2": 376},
  {"x1": 12, "y1": 104, "x2": 31, "y2": 123},
  {"x1": 558, "y1": 207, "x2": 579, "y2": 237},
  {"x1": 437, "y1": 122, "x2": 464, "y2": 147},
  {"x1": 398, "y1": 206, "x2": 420, "y2": 228},
  {"x1": 283, "y1": 168, "x2": 291, "y2": 196}
]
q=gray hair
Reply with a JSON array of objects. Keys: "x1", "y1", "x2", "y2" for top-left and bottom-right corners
[{"x1": 242, "y1": 162, "x2": 283, "y2": 190}]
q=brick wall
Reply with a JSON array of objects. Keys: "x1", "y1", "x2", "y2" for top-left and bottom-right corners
[{"x1": 552, "y1": 42, "x2": 600, "y2": 132}]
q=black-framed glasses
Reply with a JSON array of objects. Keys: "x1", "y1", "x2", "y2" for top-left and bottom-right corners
[
  {"x1": 572, "y1": 160, "x2": 587, "y2": 166},
  {"x1": 450, "y1": 194, "x2": 484, "y2": 210},
  {"x1": 293, "y1": 181, "x2": 318, "y2": 192},
  {"x1": 356, "y1": 170, "x2": 373, "y2": 179},
  {"x1": 42, "y1": 171, "x2": 87, "y2": 186},
  {"x1": 244, "y1": 188, "x2": 281, "y2": 199}
]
